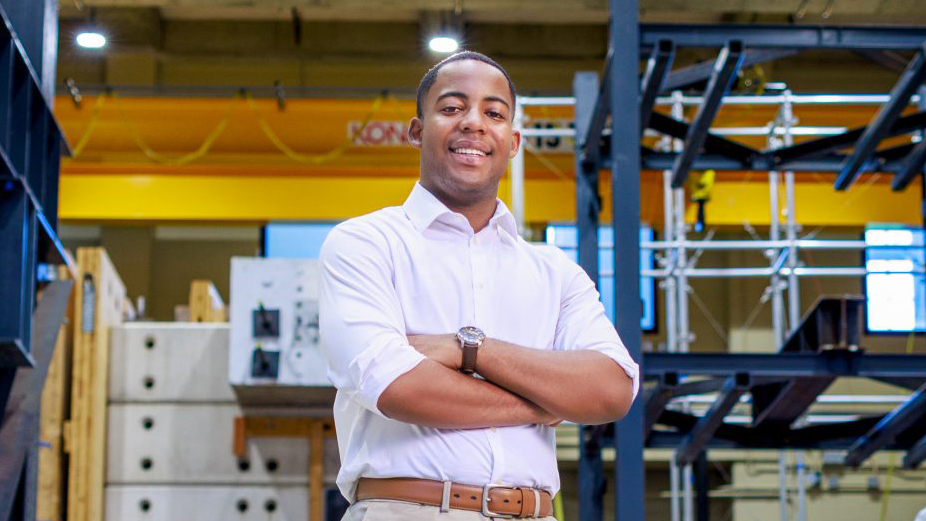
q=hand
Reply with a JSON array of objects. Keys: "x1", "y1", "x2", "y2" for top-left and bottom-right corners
[{"x1": 407, "y1": 334, "x2": 461, "y2": 371}]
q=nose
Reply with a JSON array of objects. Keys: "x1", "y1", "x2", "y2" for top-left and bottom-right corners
[{"x1": 459, "y1": 108, "x2": 485, "y2": 133}]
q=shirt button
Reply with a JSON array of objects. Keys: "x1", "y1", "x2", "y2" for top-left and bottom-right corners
[{"x1": 478, "y1": 281, "x2": 485, "y2": 289}]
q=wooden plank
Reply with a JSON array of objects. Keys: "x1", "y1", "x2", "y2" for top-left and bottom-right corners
[
  {"x1": 310, "y1": 420, "x2": 324, "y2": 521},
  {"x1": 240, "y1": 416, "x2": 335, "y2": 438},
  {"x1": 36, "y1": 266, "x2": 74, "y2": 521},
  {"x1": 189, "y1": 279, "x2": 227, "y2": 323},
  {"x1": 233, "y1": 416, "x2": 334, "y2": 521},
  {"x1": 67, "y1": 248, "x2": 126, "y2": 521},
  {"x1": 232, "y1": 416, "x2": 246, "y2": 459}
]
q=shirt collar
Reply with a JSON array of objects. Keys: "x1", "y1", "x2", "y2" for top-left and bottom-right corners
[{"x1": 403, "y1": 181, "x2": 519, "y2": 237}]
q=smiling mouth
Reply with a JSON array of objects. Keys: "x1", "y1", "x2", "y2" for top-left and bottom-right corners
[{"x1": 450, "y1": 147, "x2": 490, "y2": 157}]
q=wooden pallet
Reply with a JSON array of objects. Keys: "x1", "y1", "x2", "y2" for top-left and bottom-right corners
[
  {"x1": 65, "y1": 248, "x2": 126, "y2": 521},
  {"x1": 36, "y1": 266, "x2": 75, "y2": 521},
  {"x1": 189, "y1": 279, "x2": 227, "y2": 323}
]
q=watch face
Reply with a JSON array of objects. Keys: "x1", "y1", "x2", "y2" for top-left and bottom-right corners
[{"x1": 457, "y1": 326, "x2": 485, "y2": 345}]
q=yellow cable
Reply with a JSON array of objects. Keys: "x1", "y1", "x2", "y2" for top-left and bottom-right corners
[
  {"x1": 113, "y1": 92, "x2": 234, "y2": 165},
  {"x1": 70, "y1": 93, "x2": 108, "y2": 158},
  {"x1": 246, "y1": 92, "x2": 384, "y2": 165},
  {"x1": 553, "y1": 491, "x2": 565, "y2": 521},
  {"x1": 879, "y1": 453, "x2": 896, "y2": 521},
  {"x1": 879, "y1": 333, "x2": 915, "y2": 521}
]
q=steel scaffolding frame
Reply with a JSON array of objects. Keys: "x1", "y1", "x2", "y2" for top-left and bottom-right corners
[{"x1": 519, "y1": 4, "x2": 926, "y2": 521}]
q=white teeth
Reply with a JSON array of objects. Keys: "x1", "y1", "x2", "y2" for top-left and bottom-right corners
[{"x1": 452, "y1": 148, "x2": 486, "y2": 156}]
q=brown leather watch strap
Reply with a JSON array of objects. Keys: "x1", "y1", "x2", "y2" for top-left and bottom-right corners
[
  {"x1": 461, "y1": 342, "x2": 478, "y2": 374},
  {"x1": 355, "y1": 477, "x2": 553, "y2": 518}
]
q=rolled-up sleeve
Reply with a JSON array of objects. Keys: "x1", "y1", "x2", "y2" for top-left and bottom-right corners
[
  {"x1": 319, "y1": 221, "x2": 426, "y2": 418},
  {"x1": 552, "y1": 253, "x2": 640, "y2": 400}
]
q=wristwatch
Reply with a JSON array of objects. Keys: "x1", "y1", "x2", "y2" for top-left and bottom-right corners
[{"x1": 456, "y1": 326, "x2": 485, "y2": 375}]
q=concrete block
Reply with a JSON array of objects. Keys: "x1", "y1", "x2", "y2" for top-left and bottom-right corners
[
  {"x1": 109, "y1": 323, "x2": 236, "y2": 403},
  {"x1": 106, "y1": 485, "x2": 309, "y2": 521},
  {"x1": 107, "y1": 403, "x2": 336, "y2": 485}
]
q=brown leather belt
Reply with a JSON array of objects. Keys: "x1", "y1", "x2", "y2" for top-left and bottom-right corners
[{"x1": 355, "y1": 477, "x2": 553, "y2": 518}]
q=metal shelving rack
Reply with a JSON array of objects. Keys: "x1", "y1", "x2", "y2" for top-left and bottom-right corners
[
  {"x1": 0, "y1": 2, "x2": 71, "y2": 520},
  {"x1": 569, "y1": 1, "x2": 926, "y2": 520}
]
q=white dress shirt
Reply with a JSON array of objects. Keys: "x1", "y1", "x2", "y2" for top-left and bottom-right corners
[{"x1": 319, "y1": 182, "x2": 639, "y2": 502}]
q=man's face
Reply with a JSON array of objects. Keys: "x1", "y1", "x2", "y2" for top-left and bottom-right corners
[{"x1": 409, "y1": 59, "x2": 521, "y2": 208}]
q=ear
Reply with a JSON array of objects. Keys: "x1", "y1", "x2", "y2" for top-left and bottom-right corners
[
  {"x1": 508, "y1": 129, "x2": 521, "y2": 159},
  {"x1": 408, "y1": 117, "x2": 423, "y2": 149}
]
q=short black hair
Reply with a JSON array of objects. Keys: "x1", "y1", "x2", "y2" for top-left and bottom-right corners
[{"x1": 415, "y1": 51, "x2": 517, "y2": 119}]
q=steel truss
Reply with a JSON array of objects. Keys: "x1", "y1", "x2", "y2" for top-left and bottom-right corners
[
  {"x1": 0, "y1": 2, "x2": 70, "y2": 521},
  {"x1": 564, "y1": 5, "x2": 926, "y2": 521}
]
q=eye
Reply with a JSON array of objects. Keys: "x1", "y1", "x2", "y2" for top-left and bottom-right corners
[
  {"x1": 441, "y1": 106, "x2": 462, "y2": 114},
  {"x1": 486, "y1": 109, "x2": 506, "y2": 120}
]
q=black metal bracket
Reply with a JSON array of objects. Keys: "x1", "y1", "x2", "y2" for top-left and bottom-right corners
[
  {"x1": 892, "y1": 138, "x2": 926, "y2": 191},
  {"x1": 675, "y1": 373, "x2": 751, "y2": 466},
  {"x1": 639, "y1": 40, "x2": 674, "y2": 136},
  {"x1": 670, "y1": 41, "x2": 744, "y2": 188},
  {"x1": 835, "y1": 42, "x2": 926, "y2": 190},
  {"x1": 844, "y1": 383, "x2": 926, "y2": 468}
]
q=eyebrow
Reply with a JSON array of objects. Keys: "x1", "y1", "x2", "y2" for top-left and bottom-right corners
[{"x1": 435, "y1": 91, "x2": 511, "y2": 110}]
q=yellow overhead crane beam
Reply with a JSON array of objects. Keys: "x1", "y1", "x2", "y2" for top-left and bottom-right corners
[{"x1": 55, "y1": 95, "x2": 922, "y2": 226}]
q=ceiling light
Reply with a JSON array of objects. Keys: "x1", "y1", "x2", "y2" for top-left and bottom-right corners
[
  {"x1": 76, "y1": 32, "x2": 106, "y2": 49},
  {"x1": 429, "y1": 36, "x2": 459, "y2": 53}
]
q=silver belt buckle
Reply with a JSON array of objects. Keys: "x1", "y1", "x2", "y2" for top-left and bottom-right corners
[{"x1": 482, "y1": 483, "x2": 515, "y2": 518}]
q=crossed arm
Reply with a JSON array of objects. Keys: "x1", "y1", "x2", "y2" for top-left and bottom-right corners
[
  {"x1": 320, "y1": 223, "x2": 637, "y2": 432},
  {"x1": 378, "y1": 334, "x2": 634, "y2": 427}
]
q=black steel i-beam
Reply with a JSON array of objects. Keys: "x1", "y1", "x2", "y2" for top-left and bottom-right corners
[
  {"x1": 648, "y1": 112, "x2": 757, "y2": 164},
  {"x1": 639, "y1": 39, "x2": 674, "y2": 136},
  {"x1": 903, "y1": 433, "x2": 926, "y2": 468},
  {"x1": 578, "y1": 51, "x2": 612, "y2": 169},
  {"x1": 610, "y1": 0, "x2": 644, "y2": 519},
  {"x1": 644, "y1": 375, "x2": 677, "y2": 438},
  {"x1": 892, "y1": 138, "x2": 926, "y2": 191},
  {"x1": 676, "y1": 374, "x2": 751, "y2": 466},
  {"x1": 661, "y1": 48, "x2": 797, "y2": 93},
  {"x1": 844, "y1": 383, "x2": 926, "y2": 467},
  {"x1": 770, "y1": 111, "x2": 926, "y2": 166},
  {"x1": 645, "y1": 351, "x2": 926, "y2": 379},
  {"x1": 835, "y1": 43, "x2": 926, "y2": 191},
  {"x1": 574, "y1": 71, "x2": 601, "y2": 285},
  {"x1": 751, "y1": 377, "x2": 835, "y2": 429},
  {"x1": 641, "y1": 24, "x2": 926, "y2": 51},
  {"x1": 573, "y1": 70, "x2": 604, "y2": 521},
  {"x1": 671, "y1": 41, "x2": 744, "y2": 188}
]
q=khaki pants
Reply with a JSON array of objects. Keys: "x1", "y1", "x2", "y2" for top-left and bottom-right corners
[{"x1": 341, "y1": 499, "x2": 558, "y2": 521}]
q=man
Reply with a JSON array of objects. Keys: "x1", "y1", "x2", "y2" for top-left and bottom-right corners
[{"x1": 319, "y1": 51, "x2": 639, "y2": 520}]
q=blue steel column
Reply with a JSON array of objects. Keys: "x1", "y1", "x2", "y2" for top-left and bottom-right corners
[
  {"x1": 574, "y1": 71, "x2": 605, "y2": 521},
  {"x1": 610, "y1": 0, "x2": 644, "y2": 520}
]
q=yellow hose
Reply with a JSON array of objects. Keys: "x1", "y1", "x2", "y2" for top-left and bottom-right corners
[
  {"x1": 246, "y1": 92, "x2": 384, "y2": 165},
  {"x1": 70, "y1": 93, "x2": 108, "y2": 157},
  {"x1": 113, "y1": 92, "x2": 234, "y2": 166}
]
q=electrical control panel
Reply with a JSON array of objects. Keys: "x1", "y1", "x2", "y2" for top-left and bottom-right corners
[{"x1": 229, "y1": 258, "x2": 331, "y2": 396}]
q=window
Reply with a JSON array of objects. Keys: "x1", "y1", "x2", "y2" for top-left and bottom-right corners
[
  {"x1": 864, "y1": 227, "x2": 926, "y2": 333},
  {"x1": 263, "y1": 223, "x2": 337, "y2": 259}
]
